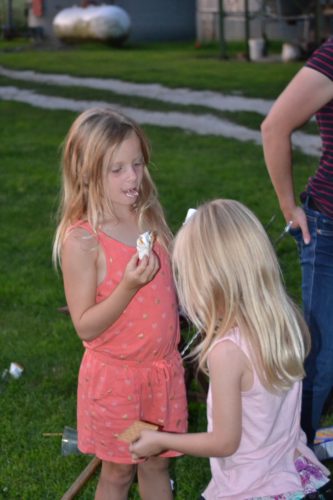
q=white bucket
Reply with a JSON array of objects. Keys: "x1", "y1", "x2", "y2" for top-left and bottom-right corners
[
  {"x1": 248, "y1": 38, "x2": 265, "y2": 61},
  {"x1": 281, "y1": 43, "x2": 301, "y2": 62}
]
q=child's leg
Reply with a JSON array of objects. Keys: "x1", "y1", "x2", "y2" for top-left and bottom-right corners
[
  {"x1": 137, "y1": 457, "x2": 172, "y2": 500},
  {"x1": 95, "y1": 461, "x2": 136, "y2": 500}
]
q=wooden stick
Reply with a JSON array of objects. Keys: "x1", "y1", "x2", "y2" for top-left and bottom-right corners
[
  {"x1": 42, "y1": 432, "x2": 63, "y2": 437},
  {"x1": 58, "y1": 305, "x2": 70, "y2": 315},
  {"x1": 61, "y1": 456, "x2": 101, "y2": 500}
]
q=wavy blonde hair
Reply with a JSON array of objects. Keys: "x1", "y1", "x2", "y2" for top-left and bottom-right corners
[
  {"x1": 53, "y1": 107, "x2": 172, "y2": 266},
  {"x1": 172, "y1": 199, "x2": 310, "y2": 392}
]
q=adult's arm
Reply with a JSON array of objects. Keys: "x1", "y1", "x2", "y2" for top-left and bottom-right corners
[{"x1": 261, "y1": 67, "x2": 333, "y2": 243}]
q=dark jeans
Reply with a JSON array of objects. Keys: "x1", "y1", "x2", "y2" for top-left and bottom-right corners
[{"x1": 290, "y1": 202, "x2": 333, "y2": 444}]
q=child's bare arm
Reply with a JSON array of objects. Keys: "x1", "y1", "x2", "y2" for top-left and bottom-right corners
[
  {"x1": 130, "y1": 340, "x2": 246, "y2": 459},
  {"x1": 62, "y1": 228, "x2": 159, "y2": 341}
]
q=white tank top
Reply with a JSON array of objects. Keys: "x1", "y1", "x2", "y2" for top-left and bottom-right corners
[{"x1": 203, "y1": 327, "x2": 328, "y2": 499}]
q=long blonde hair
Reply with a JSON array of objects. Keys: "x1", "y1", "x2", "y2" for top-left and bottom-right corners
[
  {"x1": 172, "y1": 199, "x2": 310, "y2": 391},
  {"x1": 53, "y1": 107, "x2": 172, "y2": 265}
]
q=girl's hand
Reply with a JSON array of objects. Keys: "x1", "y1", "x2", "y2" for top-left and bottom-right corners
[
  {"x1": 129, "y1": 430, "x2": 164, "y2": 460},
  {"x1": 62, "y1": 230, "x2": 160, "y2": 341},
  {"x1": 122, "y1": 251, "x2": 160, "y2": 292}
]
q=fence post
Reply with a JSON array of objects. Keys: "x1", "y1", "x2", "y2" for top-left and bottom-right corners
[
  {"x1": 244, "y1": 0, "x2": 250, "y2": 60},
  {"x1": 218, "y1": 0, "x2": 228, "y2": 59}
]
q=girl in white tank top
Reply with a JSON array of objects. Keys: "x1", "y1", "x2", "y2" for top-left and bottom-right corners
[{"x1": 130, "y1": 199, "x2": 331, "y2": 499}]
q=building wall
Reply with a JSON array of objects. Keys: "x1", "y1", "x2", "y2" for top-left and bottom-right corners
[
  {"x1": 33, "y1": 0, "x2": 196, "y2": 42},
  {"x1": 196, "y1": 0, "x2": 321, "y2": 43},
  {"x1": 116, "y1": 0, "x2": 196, "y2": 41}
]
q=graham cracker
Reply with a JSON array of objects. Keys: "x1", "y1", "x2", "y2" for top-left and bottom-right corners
[{"x1": 117, "y1": 420, "x2": 159, "y2": 443}]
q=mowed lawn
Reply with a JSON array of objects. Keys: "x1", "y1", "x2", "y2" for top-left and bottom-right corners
[{"x1": 0, "y1": 40, "x2": 331, "y2": 498}]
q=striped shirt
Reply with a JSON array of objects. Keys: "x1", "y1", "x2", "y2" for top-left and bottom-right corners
[{"x1": 304, "y1": 37, "x2": 333, "y2": 218}]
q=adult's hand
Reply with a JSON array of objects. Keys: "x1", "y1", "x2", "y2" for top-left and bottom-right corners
[{"x1": 288, "y1": 206, "x2": 310, "y2": 245}]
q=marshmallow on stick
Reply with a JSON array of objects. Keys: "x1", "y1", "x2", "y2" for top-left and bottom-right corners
[
  {"x1": 117, "y1": 420, "x2": 159, "y2": 443},
  {"x1": 136, "y1": 231, "x2": 155, "y2": 259}
]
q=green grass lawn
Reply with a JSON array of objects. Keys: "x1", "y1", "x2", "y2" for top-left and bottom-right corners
[
  {"x1": 0, "y1": 39, "x2": 302, "y2": 98},
  {"x1": 0, "y1": 41, "x2": 331, "y2": 498}
]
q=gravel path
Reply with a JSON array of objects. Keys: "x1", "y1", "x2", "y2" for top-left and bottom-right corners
[
  {"x1": 0, "y1": 66, "x2": 321, "y2": 156},
  {"x1": 0, "y1": 66, "x2": 274, "y2": 114}
]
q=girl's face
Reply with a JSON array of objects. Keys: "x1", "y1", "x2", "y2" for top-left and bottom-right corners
[{"x1": 105, "y1": 131, "x2": 145, "y2": 210}]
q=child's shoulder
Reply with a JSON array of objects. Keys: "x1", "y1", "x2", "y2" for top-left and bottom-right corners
[
  {"x1": 208, "y1": 328, "x2": 254, "y2": 388},
  {"x1": 211, "y1": 326, "x2": 240, "y2": 348},
  {"x1": 67, "y1": 219, "x2": 94, "y2": 234},
  {"x1": 209, "y1": 328, "x2": 242, "y2": 360},
  {"x1": 208, "y1": 335, "x2": 249, "y2": 384},
  {"x1": 64, "y1": 221, "x2": 98, "y2": 254},
  {"x1": 209, "y1": 326, "x2": 252, "y2": 364}
]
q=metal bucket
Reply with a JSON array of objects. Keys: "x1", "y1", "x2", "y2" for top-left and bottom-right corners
[{"x1": 61, "y1": 426, "x2": 81, "y2": 456}]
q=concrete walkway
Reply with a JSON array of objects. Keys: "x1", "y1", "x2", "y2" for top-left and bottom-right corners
[{"x1": 0, "y1": 66, "x2": 321, "y2": 156}]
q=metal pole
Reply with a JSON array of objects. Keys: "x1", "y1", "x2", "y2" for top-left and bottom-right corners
[
  {"x1": 314, "y1": 0, "x2": 321, "y2": 46},
  {"x1": 7, "y1": 0, "x2": 13, "y2": 32},
  {"x1": 244, "y1": 0, "x2": 250, "y2": 60},
  {"x1": 218, "y1": 0, "x2": 228, "y2": 59}
]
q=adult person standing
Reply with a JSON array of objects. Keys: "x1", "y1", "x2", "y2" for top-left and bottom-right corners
[
  {"x1": 25, "y1": 0, "x2": 44, "y2": 40},
  {"x1": 261, "y1": 38, "x2": 333, "y2": 447}
]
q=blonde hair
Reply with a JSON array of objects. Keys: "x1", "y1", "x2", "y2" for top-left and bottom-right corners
[
  {"x1": 172, "y1": 199, "x2": 310, "y2": 392},
  {"x1": 53, "y1": 107, "x2": 172, "y2": 265}
]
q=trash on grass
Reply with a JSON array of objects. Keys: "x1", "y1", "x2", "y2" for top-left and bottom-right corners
[
  {"x1": 314, "y1": 426, "x2": 333, "y2": 461},
  {"x1": 9, "y1": 362, "x2": 24, "y2": 379},
  {"x1": 1, "y1": 362, "x2": 24, "y2": 388}
]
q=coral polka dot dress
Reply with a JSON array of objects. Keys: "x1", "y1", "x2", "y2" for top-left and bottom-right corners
[{"x1": 73, "y1": 222, "x2": 188, "y2": 463}]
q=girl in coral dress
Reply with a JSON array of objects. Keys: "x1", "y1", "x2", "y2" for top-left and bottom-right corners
[{"x1": 53, "y1": 107, "x2": 187, "y2": 499}]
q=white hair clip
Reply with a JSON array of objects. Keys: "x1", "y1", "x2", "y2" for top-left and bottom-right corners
[{"x1": 183, "y1": 208, "x2": 197, "y2": 225}]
